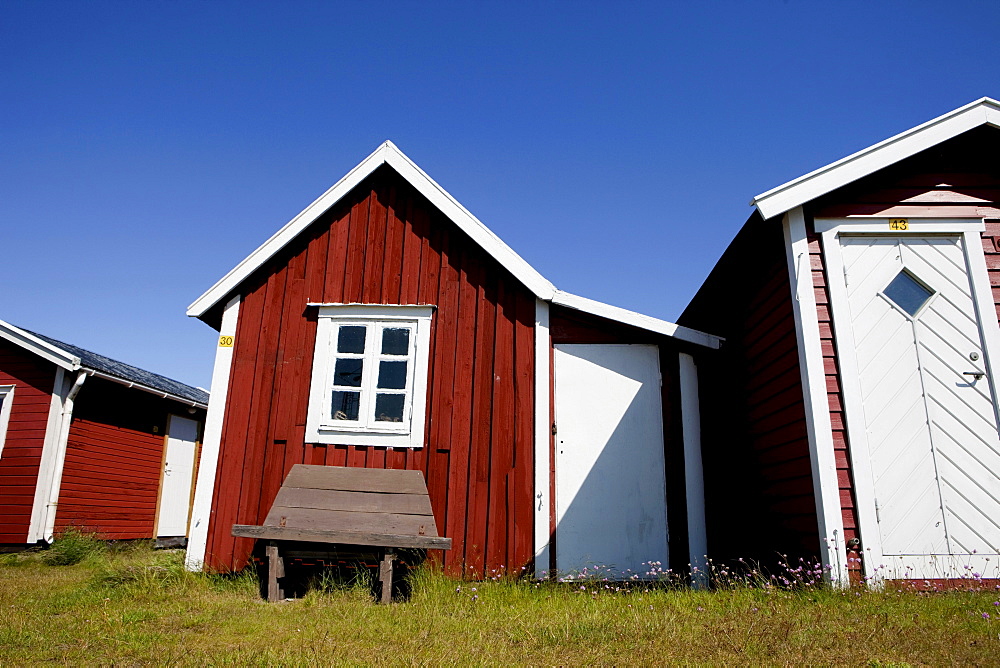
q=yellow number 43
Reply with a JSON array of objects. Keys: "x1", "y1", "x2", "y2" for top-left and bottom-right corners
[{"x1": 889, "y1": 218, "x2": 909, "y2": 231}]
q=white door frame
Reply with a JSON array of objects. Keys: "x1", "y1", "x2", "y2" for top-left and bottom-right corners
[
  {"x1": 818, "y1": 217, "x2": 1000, "y2": 581},
  {"x1": 156, "y1": 414, "x2": 201, "y2": 538}
]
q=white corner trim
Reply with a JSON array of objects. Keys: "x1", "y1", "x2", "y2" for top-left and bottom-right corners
[
  {"x1": 678, "y1": 352, "x2": 708, "y2": 585},
  {"x1": 187, "y1": 141, "x2": 557, "y2": 318},
  {"x1": 754, "y1": 98, "x2": 1000, "y2": 220},
  {"x1": 551, "y1": 290, "x2": 723, "y2": 349},
  {"x1": 818, "y1": 226, "x2": 884, "y2": 581},
  {"x1": 782, "y1": 208, "x2": 849, "y2": 584},
  {"x1": 26, "y1": 369, "x2": 87, "y2": 543},
  {"x1": 27, "y1": 368, "x2": 69, "y2": 543},
  {"x1": 0, "y1": 319, "x2": 80, "y2": 371},
  {"x1": 185, "y1": 294, "x2": 241, "y2": 571},
  {"x1": 533, "y1": 299, "x2": 551, "y2": 577},
  {"x1": 0, "y1": 385, "x2": 14, "y2": 461}
]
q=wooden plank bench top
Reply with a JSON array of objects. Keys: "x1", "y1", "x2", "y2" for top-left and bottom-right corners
[{"x1": 232, "y1": 464, "x2": 451, "y2": 602}]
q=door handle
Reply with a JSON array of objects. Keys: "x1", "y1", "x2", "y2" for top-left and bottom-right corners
[{"x1": 963, "y1": 371, "x2": 985, "y2": 381}]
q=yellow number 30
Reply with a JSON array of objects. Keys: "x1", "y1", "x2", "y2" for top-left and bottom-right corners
[{"x1": 219, "y1": 335, "x2": 235, "y2": 347}]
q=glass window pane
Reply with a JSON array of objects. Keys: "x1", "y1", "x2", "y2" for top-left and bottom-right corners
[
  {"x1": 884, "y1": 270, "x2": 934, "y2": 317},
  {"x1": 331, "y1": 391, "x2": 360, "y2": 420},
  {"x1": 381, "y1": 327, "x2": 410, "y2": 355},
  {"x1": 374, "y1": 393, "x2": 405, "y2": 422},
  {"x1": 333, "y1": 358, "x2": 364, "y2": 387},
  {"x1": 337, "y1": 326, "x2": 366, "y2": 354},
  {"x1": 377, "y1": 360, "x2": 408, "y2": 389}
]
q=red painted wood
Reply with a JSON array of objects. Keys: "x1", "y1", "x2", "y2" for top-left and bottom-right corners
[
  {"x1": 54, "y1": 378, "x2": 202, "y2": 541},
  {"x1": 443, "y1": 247, "x2": 478, "y2": 576},
  {"x1": 0, "y1": 340, "x2": 56, "y2": 543},
  {"x1": 204, "y1": 169, "x2": 536, "y2": 577},
  {"x1": 511, "y1": 289, "x2": 535, "y2": 574}
]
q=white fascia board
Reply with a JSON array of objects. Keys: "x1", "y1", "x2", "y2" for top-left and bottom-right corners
[
  {"x1": 187, "y1": 141, "x2": 556, "y2": 318},
  {"x1": 551, "y1": 290, "x2": 723, "y2": 349},
  {"x1": 381, "y1": 145, "x2": 556, "y2": 300},
  {"x1": 0, "y1": 319, "x2": 80, "y2": 371},
  {"x1": 752, "y1": 97, "x2": 1000, "y2": 221}
]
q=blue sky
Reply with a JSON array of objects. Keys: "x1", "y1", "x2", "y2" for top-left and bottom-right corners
[{"x1": 3, "y1": 1, "x2": 998, "y2": 389}]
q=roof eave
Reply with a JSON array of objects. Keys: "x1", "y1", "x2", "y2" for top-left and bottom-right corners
[
  {"x1": 81, "y1": 366, "x2": 208, "y2": 409},
  {"x1": 0, "y1": 319, "x2": 81, "y2": 370},
  {"x1": 751, "y1": 97, "x2": 1000, "y2": 220},
  {"x1": 551, "y1": 290, "x2": 723, "y2": 349}
]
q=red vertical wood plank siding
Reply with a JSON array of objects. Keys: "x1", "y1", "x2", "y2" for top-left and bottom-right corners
[
  {"x1": 0, "y1": 340, "x2": 56, "y2": 543},
  {"x1": 511, "y1": 290, "x2": 536, "y2": 574},
  {"x1": 804, "y1": 127, "x2": 1000, "y2": 576},
  {"x1": 205, "y1": 167, "x2": 535, "y2": 577},
  {"x1": 678, "y1": 213, "x2": 818, "y2": 566}
]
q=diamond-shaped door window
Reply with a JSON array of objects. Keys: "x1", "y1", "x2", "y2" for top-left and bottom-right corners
[{"x1": 883, "y1": 269, "x2": 934, "y2": 317}]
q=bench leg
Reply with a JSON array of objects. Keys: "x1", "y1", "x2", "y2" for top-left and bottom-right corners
[
  {"x1": 379, "y1": 550, "x2": 396, "y2": 604},
  {"x1": 266, "y1": 541, "x2": 285, "y2": 602}
]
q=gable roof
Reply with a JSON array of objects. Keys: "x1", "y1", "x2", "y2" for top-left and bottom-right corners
[
  {"x1": 189, "y1": 141, "x2": 722, "y2": 349},
  {"x1": 188, "y1": 141, "x2": 556, "y2": 318},
  {"x1": 751, "y1": 97, "x2": 1000, "y2": 220},
  {"x1": 0, "y1": 319, "x2": 209, "y2": 407}
]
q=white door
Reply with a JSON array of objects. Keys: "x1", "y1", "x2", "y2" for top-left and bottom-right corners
[
  {"x1": 840, "y1": 235, "x2": 1000, "y2": 577},
  {"x1": 553, "y1": 344, "x2": 668, "y2": 578},
  {"x1": 156, "y1": 415, "x2": 200, "y2": 538}
]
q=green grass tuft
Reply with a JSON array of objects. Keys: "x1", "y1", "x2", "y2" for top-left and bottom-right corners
[{"x1": 40, "y1": 528, "x2": 108, "y2": 566}]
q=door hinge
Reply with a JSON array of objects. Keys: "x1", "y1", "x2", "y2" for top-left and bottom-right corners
[
  {"x1": 874, "y1": 499, "x2": 881, "y2": 524},
  {"x1": 551, "y1": 422, "x2": 557, "y2": 436}
]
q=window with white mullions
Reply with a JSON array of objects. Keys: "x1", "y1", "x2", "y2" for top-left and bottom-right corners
[
  {"x1": 307, "y1": 304, "x2": 434, "y2": 447},
  {"x1": 327, "y1": 323, "x2": 416, "y2": 428}
]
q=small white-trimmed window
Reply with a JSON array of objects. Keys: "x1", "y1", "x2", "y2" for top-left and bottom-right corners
[
  {"x1": 0, "y1": 385, "x2": 14, "y2": 459},
  {"x1": 306, "y1": 304, "x2": 434, "y2": 447}
]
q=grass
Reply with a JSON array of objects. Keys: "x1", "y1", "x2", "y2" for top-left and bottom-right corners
[{"x1": 1, "y1": 543, "x2": 999, "y2": 665}]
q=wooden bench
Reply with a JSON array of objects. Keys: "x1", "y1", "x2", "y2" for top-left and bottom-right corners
[{"x1": 232, "y1": 464, "x2": 452, "y2": 602}]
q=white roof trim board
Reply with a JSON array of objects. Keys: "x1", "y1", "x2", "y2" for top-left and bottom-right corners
[
  {"x1": 190, "y1": 141, "x2": 721, "y2": 349},
  {"x1": 751, "y1": 97, "x2": 1000, "y2": 220},
  {"x1": 187, "y1": 141, "x2": 556, "y2": 318},
  {"x1": 0, "y1": 320, "x2": 80, "y2": 370},
  {"x1": 552, "y1": 291, "x2": 722, "y2": 349}
]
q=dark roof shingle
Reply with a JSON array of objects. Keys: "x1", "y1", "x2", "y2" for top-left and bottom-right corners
[{"x1": 25, "y1": 330, "x2": 209, "y2": 406}]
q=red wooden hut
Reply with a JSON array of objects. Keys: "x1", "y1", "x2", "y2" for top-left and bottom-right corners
[
  {"x1": 680, "y1": 97, "x2": 1000, "y2": 585},
  {"x1": 184, "y1": 142, "x2": 722, "y2": 579},
  {"x1": 0, "y1": 320, "x2": 208, "y2": 549}
]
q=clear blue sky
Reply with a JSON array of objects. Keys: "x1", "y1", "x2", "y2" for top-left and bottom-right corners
[{"x1": 3, "y1": 1, "x2": 998, "y2": 389}]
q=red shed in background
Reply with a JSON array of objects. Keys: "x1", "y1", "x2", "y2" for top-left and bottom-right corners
[
  {"x1": 0, "y1": 320, "x2": 207, "y2": 549},
  {"x1": 680, "y1": 98, "x2": 1000, "y2": 585},
  {"x1": 184, "y1": 142, "x2": 722, "y2": 579}
]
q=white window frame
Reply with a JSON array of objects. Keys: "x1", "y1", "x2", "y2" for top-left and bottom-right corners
[
  {"x1": 305, "y1": 304, "x2": 434, "y2": 447},
  {"x1": 0, "y1": 385, "x2": 14, "y2": 459}
]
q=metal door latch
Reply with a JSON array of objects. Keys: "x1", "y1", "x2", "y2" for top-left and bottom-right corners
[{"x1": 963, "y1": 371, "x2": 985, "y2": 381}]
